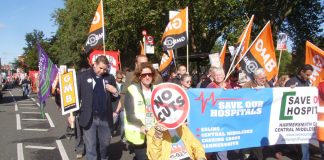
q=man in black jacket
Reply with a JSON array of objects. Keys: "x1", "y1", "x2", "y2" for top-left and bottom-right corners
[
  {"x1": 285, "y1": 64, "x2": 313, "y2": 160},
  {"x1": 77, "y1": 56, "x2": 118, "y2": 160}
]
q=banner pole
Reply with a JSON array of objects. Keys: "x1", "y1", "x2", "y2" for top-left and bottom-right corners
[
  {"x1": 118, "y1": 50, "x2": 122, "y2": 70},
  {"x1": 143, "y1": 37, "x2": 146, "y2": 55},
  {"x1": 277, "y1": 50, "x2": 283, "y2": 76},
  {"x1": 186, "y1": 7, "x2": 189, "y2": 74},
  {"x1": 101, "y1": 0, "x2": 106, "y2": 56}
]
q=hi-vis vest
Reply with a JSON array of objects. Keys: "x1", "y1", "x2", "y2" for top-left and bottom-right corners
[
  {"x1": 124, "y1": 84, "x2": 155, "y2": 145},
  {"x1": 317, "y1": 97, "x2": 324, "y2": 141}
]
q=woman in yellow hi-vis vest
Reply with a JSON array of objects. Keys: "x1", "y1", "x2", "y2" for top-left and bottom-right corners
[
  {"x1": 124, "y1": 62, "x2": 157, "y2": 160},
  {"x1": 317, "y1": 81, "x2": 324, "y2": 159}
]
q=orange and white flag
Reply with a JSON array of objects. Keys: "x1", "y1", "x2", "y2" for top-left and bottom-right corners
[
  {"x1": 162, "y1": 7, "x2": 188, "y2": 51},
  {"x1": 220, "y1": 40, "x2": 227, "y2": 66},
  {"x1": 85, "y1": 0, "x2": 104, "y2": 54},
  {"x1": 239, "y1": 22, "x2": 278, "y2": 81},
  {"x1": 305, "y1": 41, "x2": 324, "y2": 86},
  {"x1": 237, "y1": 15, "x2": 254, "y2": 58}
]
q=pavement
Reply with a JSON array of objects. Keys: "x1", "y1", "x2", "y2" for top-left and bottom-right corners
[{"x1": 0, "y1": 87, "x2": 134, "y2": 160}]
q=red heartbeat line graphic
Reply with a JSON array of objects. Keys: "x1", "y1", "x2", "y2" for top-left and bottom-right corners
[{"x1": 194, "y1": 92, "x2": 245, "y2": 114}]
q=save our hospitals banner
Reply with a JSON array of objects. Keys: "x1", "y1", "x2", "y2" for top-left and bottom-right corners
[{"x1": 187, "y1": 87, "x2": 318, "y2": 153}]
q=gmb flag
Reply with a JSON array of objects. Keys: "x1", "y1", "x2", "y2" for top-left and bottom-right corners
[
  {"x1": 237, "y1": 15, "x2": 254, "y2": 59},
  {"x1": 305, "y1": 41, "x2": 324, "y2": 86},
  {"x1": 159, "y1": 50, "x2": 175, "y2": 78},
  {"x1": 84, "y1": 0, "x2": 104, "y2": 54},
  {"x1": 162, "y1": 7, "x2": 188, "y2": 51},
  {"x1": 239, "y1": 22, "x2": 278, "y2": 81}
]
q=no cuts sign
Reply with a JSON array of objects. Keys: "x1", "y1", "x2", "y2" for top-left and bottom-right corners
[{"x1": 151, "y1": 83, "x2": 190, "y2": 129}]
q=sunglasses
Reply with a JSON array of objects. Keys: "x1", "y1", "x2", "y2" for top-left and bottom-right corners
[
  {"x1": 140, "y1": 73, "x2": 153, "y2": 78},
  {"x1": 185, "y1": 81, "x2": 192, "y2": 83}
]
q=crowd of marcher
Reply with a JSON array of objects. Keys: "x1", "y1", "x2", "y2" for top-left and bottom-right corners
[{"x1": 20, "y1": 54, "x2": 322, "y2": 160}]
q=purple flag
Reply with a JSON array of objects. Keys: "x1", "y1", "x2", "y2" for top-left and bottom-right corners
[{"x1": 37, "y1": 44, "x2": 58, "y2": 103}]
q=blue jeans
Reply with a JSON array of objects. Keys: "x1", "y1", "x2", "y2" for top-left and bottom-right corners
[
  {"x1": 301, "y1": 144, "x2": 309, "y2": 160},
  {"x1": 22, "y1": 85, "x2": 29, "y2": 97},
  {"x1": 83, "y1": 116, "x2": 111, "y2": 160}
]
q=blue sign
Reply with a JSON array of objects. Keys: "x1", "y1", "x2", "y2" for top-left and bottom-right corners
[{"x1": 187, "y1": 88, "x2": 273, "y2": 153}]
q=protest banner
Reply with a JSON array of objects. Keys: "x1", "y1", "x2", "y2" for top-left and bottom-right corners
[
  {"x1": 151, "y1": 83, "x2": 190, "y2": 129},
  {"x1": 59, "y1": 69, "x2": 79, "y2": 115},
  {"x1": 159, "y1": 50, "x2": 175, "y2": 79},
  {"x1": 84, "y1": 0, "x2": 104, "y2": 54},
  {"x1": 226, "y1": 15, "x2": 254, "y2": 79},
  {"x1": 305, "y1": 41, "x2": 324, "y2": 86},
  {"x1": 187, "y1": 87, "x2": 318, "y2": 153},
  {"x1": 219, "y1": 40, "x2": 227, "y2": 66},
  {"x1": 88, "y1": 50, "x2": 120, "y2": 76},
  {"x1": 28, "y1": 70, "x2": 39, "y2": 93},
  {"x1": 162, "y1": 7, "x2": 188, "y2": 51},
  {"x1": 37, "y1": 43, "x2": 59, "y2": 118},
  {"x1": 276, "y1": 33, "x2": 288, "y2": 51},
  {"x1": 239, "y1": 22, "x2": 278, "y2": 81}
]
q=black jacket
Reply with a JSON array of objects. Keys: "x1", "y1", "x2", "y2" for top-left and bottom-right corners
[{"x1": 77, "y1": 69, "x2": 117, "y2": 128}]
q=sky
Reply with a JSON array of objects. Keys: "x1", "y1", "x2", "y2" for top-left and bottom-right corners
[{"x1": 0, "y1": 0, "x2": 64, "y2": 65}]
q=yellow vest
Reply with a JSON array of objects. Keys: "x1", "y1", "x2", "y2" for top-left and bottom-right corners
[{"x1": 124, "y1": 84, "x2": 155, "y2": 145}]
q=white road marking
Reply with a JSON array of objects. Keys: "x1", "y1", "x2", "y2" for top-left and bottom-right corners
[
  {"x1": 19, "y1": 107, "x2": 38, "y2": 110},
  {"x1": 16, "y1": 114, "x2": 21, "y2": 130},
  {"x1": 25, "y1": 145, "x2": 56, "y2": 150},
  {"x1": 18, "y1": 100, "x2": 33, "y2": 103},
  {"x1": 9, "y1": 91, "x2": 18, "y2": 111},
  {"x1": 18, "y1": 103, "x2": 36, "y2": 106},
  {"x1": 9, "y1": 91, "x2": 16, "y2": 100},
  {"x1": 23, "y1": 128, "x2": 48, "y2": 131},
  {"x1": 45, "y1": 113, "x2": 55, "y2": 127},
  {"x1": 17, "y1": 143, "x2": 24, "y2": 160},
  {"x1": 56, "y1": 140, "x2": 69, "y2": 160},
  {"x1": 21, "y1": 118, "x2": 47, "y2": 121},
  {"x1": 21, "y1": 112, "x2": 40, "y2": 114}
]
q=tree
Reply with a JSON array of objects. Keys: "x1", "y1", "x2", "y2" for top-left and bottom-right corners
[
  {"x1": 23, "y1": 30, "x2": 53, "y2": 71},
  {"x1": 49, "y1": 0, "x2": 323, "y2": 72}
]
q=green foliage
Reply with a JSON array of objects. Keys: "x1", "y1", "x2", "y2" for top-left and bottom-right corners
[
  {"x1": 20, "y1": 0, "x2": 323, "y2": 74},
  {"x1": 23, "y1": 30, "x2": 53, "y2": 71},
  {"x1": 275, "y1": 50, "x2": 292, "y2": 75}
]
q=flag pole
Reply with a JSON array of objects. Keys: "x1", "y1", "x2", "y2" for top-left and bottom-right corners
[
  {"x1": 172, "y1": 50, "x2": 177, "y2": 67},
  {"x1": 101, "y1": 0, "x2": 106, "y2": 56},
  {"x1": 225, "y1": 39, "x2": 244, "y2": 79},
  {"x1": 225, "y1": 15, "x2": 254, "y2": 79},
  {"x1": 143, "y1": 37, "x2": 146, "y2": 55},
  {"x1": 186, "y1": 7, "x2": 189, "y2": 74},
  {"x1": 118, "y1": 50, "x2": 122, "y2": 70}
]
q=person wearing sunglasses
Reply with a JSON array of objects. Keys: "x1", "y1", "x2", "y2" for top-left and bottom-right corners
[
  {"x1": 124, "y1": 62, "x2": 157, "y2": 160},
  {"x1": 180, "y1": 74, "x2": 192, "y2": 90}
]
